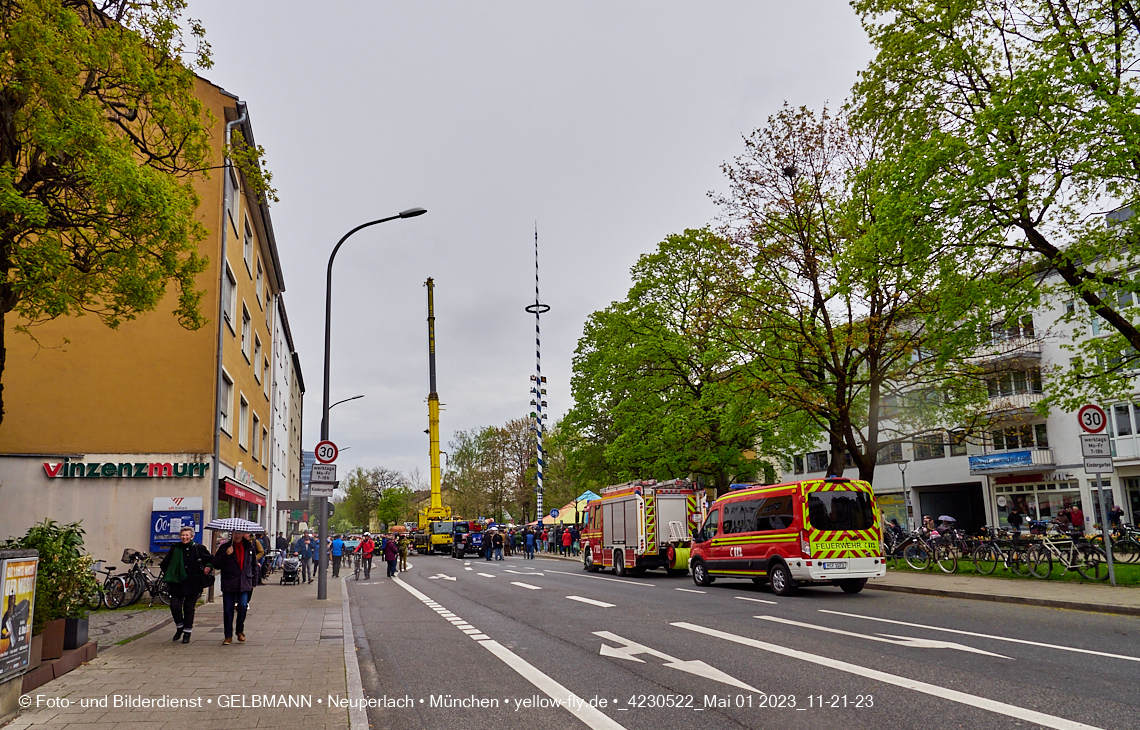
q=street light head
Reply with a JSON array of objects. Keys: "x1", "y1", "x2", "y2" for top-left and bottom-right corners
[{"x1": 399, "y1": 207, "x2": 427, "y2": 218}]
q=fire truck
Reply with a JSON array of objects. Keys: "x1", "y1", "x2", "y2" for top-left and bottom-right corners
[{"x1": 580, "y1": 479, "x2": 705, "y2": 577}]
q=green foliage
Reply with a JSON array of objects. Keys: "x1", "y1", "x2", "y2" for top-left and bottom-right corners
[
  {"x1": 851, "y1": 0, "x2": 1140, "y2": 410},
  {"x1": 1, "y1": 519, "x2": 97, "y2": 632},
  {"x1": 338, "y1": 466, "x2": 413, "y2": 528}
]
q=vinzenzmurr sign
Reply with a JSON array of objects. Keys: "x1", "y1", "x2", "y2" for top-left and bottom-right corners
[{"x1": 43, "y1": 460, "x2": 210, "y2": 478}]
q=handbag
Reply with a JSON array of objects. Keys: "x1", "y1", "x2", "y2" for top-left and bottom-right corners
[{"x1": 202, "y1": 572, "x2": 216, "y2": 588}]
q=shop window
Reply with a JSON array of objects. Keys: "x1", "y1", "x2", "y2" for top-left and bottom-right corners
[
  {"x1": 222, "y1": 264, "x2": 237, "y2": 331},
  {"x1": 243, "y1": 219, "x2": 254, "y2": 275},
  {"x1": 220, "y1": 372, "x2": 233, "y2": 435},
  {"x1": 239, "y1": 395, "x2": 249, "y2": 450},
  {"x1": 914, "y1": 434, "x2": 945, "y2": 460},
  {"x1": 251, "y1": 413, "x2": 261, "y2": 460},
  {"x1": 241, "y1": 305, "x2": 251, "y2": 361},
  {"x1": 805, "y1": 451, "x2": 828, "y2": 473},
  {"x1": 256, "y1": 258, "x2": 264, "y2": 305},
  {"x1": 253, "y1": 335, "x2": 262, "y2": 381},
  {"x1": 949, "y1": 430, "x2": 968, "y2": 457},
  {"x1": 876, "y1": 442, "x2": 903, "y2": 464}
]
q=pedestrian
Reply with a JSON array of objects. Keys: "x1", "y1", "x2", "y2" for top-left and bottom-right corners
[
  {"x1": 524, "y1": 529, "x2": 535, "y2": 559},
  {"x1": 252, "y1": 532, "x2": 268, "y2": 585},
  {"x1": 1109, "y1": 504, "x2": 1125, "y2": 529},
  {"x1": 1069, "y1": 504, "x2": 1085, "y2": 530},
  {"x1": 293, "y1": 532, "x2": 316, "y2": 583},
  {"x1": 540, "y1": 527, "x2": 548, "y2": 553},
  {"x1": 493, "y1": 530, "x2": 504, "y2": 561},
  {"x1": 359, "y1": 532, "x2": 376, "y2": 579},
  {"x1": 571, "y1": 525, "x2": 580, "y2": 556},
  {"x1": 214, "y1": 531, "x2": 258, "y2": 645},
  {"x1": 485, "y1": 530, "x2": 495, "y2": 561},
  {"x1": 562, "y1": 527, "x2": 572, "y2": 555},
  {"x1": 398, "y1": 534, "x2": 409, "y2": 571},
  {"x1": 384, "y1": 534, "x2": 399, "y2": 577},
  {"x1": 1007, "y1": 506, "x2": 1023, "y2": 534},
  {"x1": 160, "y1": 526, "x2": 213, "y2": 645},
  {"x1": 330, "y1": 534, "x2": 345, "y2": 577}
]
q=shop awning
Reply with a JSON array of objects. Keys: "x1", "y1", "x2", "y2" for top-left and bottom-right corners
[{"x1": 222, "y1": 477, "x2": 266, "y2": 507}]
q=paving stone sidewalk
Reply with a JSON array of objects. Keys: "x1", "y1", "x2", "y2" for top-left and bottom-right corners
[
  {"x1": 87, "y1": 606, "x2": 175, "y2": 651},
  {"x1": 8, "y1": 580, "x2": 352, "y2": 729}
]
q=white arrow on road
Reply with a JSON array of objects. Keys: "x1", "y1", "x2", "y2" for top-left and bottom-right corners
[
  {"x1": 594, "y1": 630, "x2": 761, "y2": 692},
  {"x1": 429, "y1": 573, "x2": 457, "y2": 581},
  {"x1": 755, "y1": 616, "x2": 1010, "y2": 659}
]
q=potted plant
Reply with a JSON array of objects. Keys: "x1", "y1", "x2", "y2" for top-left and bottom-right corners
[{"x1": 1, "y1": 520, "x2": 98, "y2": 659}]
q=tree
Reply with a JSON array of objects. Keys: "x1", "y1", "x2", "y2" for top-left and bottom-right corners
[
  {"x1": 338, "y1": 465, "x2": 409, "y2": 527},
  {"x1": 852, "y1": 0, "x2": 1140, "y2": 409},
  {"x1": 567, "y1": 228, "x2": 799, "y2": 492},
  {"x1": 714, "y1": 105, "x2": 992, "y2": 482},
  {"x1": 0, "y1": 1, "x2": 273, "y2": 425},
  {"x1": 499, "y1": 417, "x2": 536, "y2": 522}
]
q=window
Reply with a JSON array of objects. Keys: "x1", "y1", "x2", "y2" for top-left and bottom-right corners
[
  {"x1": 239, "y1": 395, "x2": 249, "y2": 449},
  {"x1": 220, "y1": 373, "x2": 233, "y2": 434},
  {"x1": 241, "y1": 305, "x2": 251, "y2": 360},
  {"x1": 1114, "y1": 403, "x2": 1133, "y2": 436},
  {"x1": 876, "y1": 442, "x2": 904, "y2": 464},
  {"x1": 251, "y1": 413, "x2": 260, "y2": 460},
  {"x1": 949, "y1": 430, "x2": 968, "y2": 457},
  {"x1": 1034, "y1": 423, "x2": 1049, "y2": 448},
  {"x1": 806, "y1": 490, "x2": 876, "y2": 531},
  {"x1": 253, "y1": 335, "x2": 262, "y2": 381},
  {"x1": 263, "y1": 357, "x2": 271, "y2": 398},
  {"x1": 992, "y1": 423, "x2": 1048, "y2": 451},
  {"x1": 722, "y1": 499, "x2": 760, "y2": 535},
  {"x1": 754, "y1": 497, "x2": 794, "y2": 531},
  {"x1": 1064, "y1": 301, "x2": 1076, "y2": 315},
  {"x1": 255, "y1": 258, "x2": 264, "y2": 305},
  {"x1": 988, "y1": 315, "x2": 1035, "y2": 341},
  {"x1": 793, "y1": 456, "x2": 804, "y2": 475},
  {"x1": 243, "y1": 219, "x2": 254, "y2": 274},
  {"x1": 987, "y1": 367, "x2": 1043, "y2": 397},
  {"x1": 879, "y1": 394, "x2": 900, "y2": 419},
  {"x1": 805, "y1": 451, "x2": 828, "y2": 473},
  {"x1": 222, "y1": 264, "x2": 237, "y2": 331},
  {"x1": 225, "y1": 165, "x2": 237, "y2": 224},
  {"x1": 698, "y1": 510, "x2": 720, "y2": 543},
  {"x1": 914, "y1": 433, "x2": 945, "y2": 460}
]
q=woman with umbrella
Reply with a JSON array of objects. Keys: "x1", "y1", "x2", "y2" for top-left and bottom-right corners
[
  {"x1": 207, "y1": 518, "x2": 262, "y2": 645},
  {"x1": 160, "y1": 525, "x2": 213, "y2": 644}
]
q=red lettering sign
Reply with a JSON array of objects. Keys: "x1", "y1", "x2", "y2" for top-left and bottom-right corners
[{"x1": 42, "y1": 463, "x2": 63, "y2": 478}]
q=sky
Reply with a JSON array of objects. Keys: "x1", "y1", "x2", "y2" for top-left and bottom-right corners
[{"x1": 187, "y1": 1, "x2": 875, "y2": 479}]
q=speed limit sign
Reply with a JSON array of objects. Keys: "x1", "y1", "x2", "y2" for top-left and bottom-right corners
[
  {"x1": 1078, "y1": 405, "x2": 1107, "y2": 434},
  {"x1": 314, "y1": 440, "x2": 339, "y2": 464}
]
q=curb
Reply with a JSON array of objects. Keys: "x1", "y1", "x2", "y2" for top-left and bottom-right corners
[{"x1": 865, "y1": 582, "x2": 1140, "y2": 617}]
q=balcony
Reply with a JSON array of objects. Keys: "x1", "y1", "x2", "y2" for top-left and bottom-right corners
[
  {"x1": 968, "y1": 448, "x2": 1054, "y2": 475},
  {"x1": 970, "y1": 336, "x2": 1043, "y2": 366},
  {"x1": 987, "y1": 392, "x2": 1045, "y2": 415}
]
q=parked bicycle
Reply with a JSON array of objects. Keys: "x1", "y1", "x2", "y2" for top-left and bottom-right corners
[
  {"x1": 83, "y1": 559, "x2": 119, "y2": 610},
  {"x1": 111, "y1": 549, "x2": 171, "y2": 607},
  {"x1": 971, "y1": 525, "x2": 1032, "y2": 576},
  {"x1": 897, "y1": 528, "x2": 956, "y2": 573},
  {"x1": 1026, "y1": 523, "x2": 1108, "y2": 581}
]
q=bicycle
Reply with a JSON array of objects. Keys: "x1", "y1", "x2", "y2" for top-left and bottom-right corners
[
  {"x1": 84, "y1": 560, "x2": 121, "y2": 610},
  {"x1": 896, "y1": 529, "x2": 956, "y2": 572},
  {"x1": 1026, "y1": 524, "x2": 1108, "y2": 581},
  {"x1": 971, "y1": 526, "x2": 1032, "y2": 576},
  {"x1": 116, "y1": 550, "x2": 172, "y2": 606},
  {"x1": 1089, "y1": 523, "x2": 1140, "y2": 564}
]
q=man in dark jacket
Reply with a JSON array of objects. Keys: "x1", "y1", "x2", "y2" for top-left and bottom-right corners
[
  {"x1": 160, "y1": 526, "x2": 213, "y2": 644},
  {"x1": 293, "y1": 532, "x2": 316, "y2": 583},
  {"x1": 383, "y1": 535, "x2": 399, "y2": 577},
  {"x1": 214, "y1": 532, "x2": 258, "y2": 645}
]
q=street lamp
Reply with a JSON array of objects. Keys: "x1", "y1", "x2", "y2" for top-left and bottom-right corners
[
  {"x1": 330, "y1": 394, "x2": 365, "y2": 410},
  {"x1": 318, "y1": 207, "x2": 426, "y2": 600},
  {"x1": 896, "y1": 459, "x2": 913, "y2": 531}
]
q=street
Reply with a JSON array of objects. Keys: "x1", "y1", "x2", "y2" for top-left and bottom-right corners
[{"x1": 348, "y1": 553, "x2": 1138, "y2": 730}]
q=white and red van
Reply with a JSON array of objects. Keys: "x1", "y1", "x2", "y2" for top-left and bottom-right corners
[{"x1": 689, "y1": 477, "x2": 886, "y2": 595}]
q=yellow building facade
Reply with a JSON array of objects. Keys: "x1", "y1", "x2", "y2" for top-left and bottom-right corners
[{"x1": 0, "y1": 78, "x2": 301, "y2": 561}]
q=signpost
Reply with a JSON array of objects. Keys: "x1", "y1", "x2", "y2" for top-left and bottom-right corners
[
  {"x1": 312, "y1": 440, "x2": 337, "y2": 599},
  {"x1": 1078, "y1": 405, "x2": 1115, "y2": 586},
  {"x1": 315, "y1": 440, "x2": 338, "y2": 464}
]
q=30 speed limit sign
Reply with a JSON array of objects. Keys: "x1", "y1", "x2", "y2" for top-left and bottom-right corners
[
  {"x1": 1078, "y1": 405, "x2": 1107, "y2": 434},
  {"x1": 314, "y1": 440, "x2": 339, "y2": 464}
]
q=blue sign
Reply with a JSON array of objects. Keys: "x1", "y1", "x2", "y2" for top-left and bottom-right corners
[
  {"x1": 150, "y1": 511, "x2": 204, "y2": 553},
  {"x1": 549, "y1": 508, "x2": 560, "y2": 518},
  {"x1": 968, "y1": 451, "x2": 1033, "y2": 474}
]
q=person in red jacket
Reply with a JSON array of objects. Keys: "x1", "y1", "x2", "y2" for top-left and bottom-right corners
[
  {"x1": 359, "y1": 533, "x2": 376, "y2": 579},
  {"x1": 562, "y1": 527, "x2": 572, "y2": 555}
]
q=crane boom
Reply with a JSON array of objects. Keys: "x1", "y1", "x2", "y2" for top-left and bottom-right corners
[{"x1": 422, "y1": 278, "x2": 450, "y2": 531}]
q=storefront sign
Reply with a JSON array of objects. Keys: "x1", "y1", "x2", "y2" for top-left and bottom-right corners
[
  {"x1": 153, "y1": 497, "x2": 204, "y2": 511},
  {"x1": 969, "y1": 450, "x2": 1033, "y2": 474},
  {"x1": 223, "y1": 480, "x2": 266, "y2": 507},
  {"x1": 43, "y1": 460, "x2": 210, "y2": 479},
  {"x1": 234, "y1": 463, "x2": 253, "y2": 486},
  {"x1": 0, "y1": 556, "x2": 38, "y2": 681},
  {"x1": 150, "y1": 511, "x2": 204, "y2": 553}
]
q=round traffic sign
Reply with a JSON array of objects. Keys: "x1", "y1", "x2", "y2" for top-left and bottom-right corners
[
  {"x1": 1078, "y1": 405, "x2": 1107, "y2": 434},
  {"x1": 315, "y1": 440, "x2": 339, "y2": 464},
  {"x1": 549, "y1": 508, "x2": 560, "y2": 518}
]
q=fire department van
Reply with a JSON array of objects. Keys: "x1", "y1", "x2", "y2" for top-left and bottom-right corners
[
  {"x1": 689, "y1": 477, "x2": 885, "y2": 595},
  {"x1": 581, "y1": 479, "x2": 704, "y2": 576}
]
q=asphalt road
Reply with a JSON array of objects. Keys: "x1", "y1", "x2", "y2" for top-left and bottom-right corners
[{"x1": 348, "y1": 552, "x2": 1139, "y2": 730}]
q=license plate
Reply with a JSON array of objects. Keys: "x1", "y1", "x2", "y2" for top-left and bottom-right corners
[{"x1": 821, "y1": 561, "x2": 847, "y2": 570}]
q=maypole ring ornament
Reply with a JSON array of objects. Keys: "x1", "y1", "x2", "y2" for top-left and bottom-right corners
[{"x1": 525, "y1": 303, "x2": 550, "y2": 314}]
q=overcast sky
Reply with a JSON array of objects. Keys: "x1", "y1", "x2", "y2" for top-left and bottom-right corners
[{"x1": 188, "y1": 1, "x2": 874, "y2": 480}]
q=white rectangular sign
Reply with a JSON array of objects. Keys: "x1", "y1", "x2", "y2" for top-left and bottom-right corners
[
  {"x1": 1080, "y1": 434, "x2": 1111, "y2": 457},
  {"x1": 152, "y1": 497, "x2": 204, "y2": 511},
  {"x1": 309, "y1": 482, "x2": 335, "y2": 497},
  {"x1": 1083, "y1": 457, "x2": 1113, "y2": 474},
  {"x1": 310, "y1": 464, "x2": 337, "y2": 484}
]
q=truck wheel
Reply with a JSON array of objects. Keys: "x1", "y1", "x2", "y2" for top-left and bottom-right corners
[
  {"x1": 691, "y1": 560, "x2": 714, "y2": 586},
  {"x1": 839, "y1": 578, "x2": 866, "y2": 594},
  {"x1": 613, "y1": 551, "x2": 626, "y2": 577},
  {"x1": 768, "y1": 562, "x2": 797, "y2": 596}
]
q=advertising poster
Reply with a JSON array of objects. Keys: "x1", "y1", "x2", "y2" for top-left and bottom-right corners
[
  {"x1": 150, "y1": 511, "x2": 205, "y2": 553},
  {"x1": 0, "y1": 557, "x2": 38, "y2": 681}
]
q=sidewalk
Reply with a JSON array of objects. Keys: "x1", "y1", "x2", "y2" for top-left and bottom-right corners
[
  {"x1": 533, "y1": 552, "x2": 1140, "y2": 615},
  {"x1": 6, "y1": 579, "x2": 354, "y2": 729}
]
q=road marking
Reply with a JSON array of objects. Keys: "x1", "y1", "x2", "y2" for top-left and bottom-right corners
[
  {"x1": 429, "y1": 573, "x2": 456, "y2": 581},
  {"x1": 465, "y1": 567, "x2": 473, "y2": 571},
  {"x1": 506, "y1": 569, "x2": 545, "y2": 576},
  {"x1": 736, "y1": 596, "x2": 777, "y2": 605},
  {"x1": 672, "y1": 622, "x2": 1102, "y2": 730},
  {"x1": 567, "y1": 596, "x2": 615, "y2": 608},
  {"x1": 477, "y1": 573, "x2": 496, "y2": 578},
  {"x1": 755, "y1": 616, "x2": 1010, "y2": 658},
  {"x1": 818, "y1": 610, "x2": 1140, "y2": 663},
  {"x1": 544, "y1": 569, "x2": 655, "y2": 587},
  {"x1": 594, "y1": 630, "x2": 760, "y2": 692},
  {"x1": 393, "y1": 576, "x2": 627, "y2": 730},
  {"x1": 675, "y1": 588, "x2": 706, "y2": 594},
  {"x1": 512, "y1": 581, "x2": 542, "y2": 590},
  {"x1": 464, "y1": 562, "x2": 471, "y2": 565}
]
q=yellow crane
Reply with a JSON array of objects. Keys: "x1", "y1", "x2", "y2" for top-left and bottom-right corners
[{"x1": 417, "y1": 278, "x2": 453, "y2": 553}]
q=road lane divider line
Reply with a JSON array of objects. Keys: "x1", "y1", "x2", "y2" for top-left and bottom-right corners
[
  {"x1": 594, "y1": 631, "x2": 760, "y2": 692},
  {"x1": 477, "y1": 573, "x2": 496, "y2": 578},
  {"x1": 392, "y1": 575, "x2": 628, "y2": 730},
  {"x1": 512, "y1": 581, "x2": 542, "y2": 590},
  {"x1": 506, "y1": 569, "x2": 545, "y2": 576},
  {"x1": 567, "y1": 596, "x2": 615, "y2": 608},
  {"x1": 672, "y1": 622, "x2": 1101, "y2": 730},
  {"x1": 543, "y1": 569, "x2": 655, "y2": 587},
  {"x1": 818, "y1": 609, "x2": 1140, "y2": 663},
  {"x1": 341, "y1": 574, "x2": 367, "y2": 730},
  {"x1": 755, "y1": 616, "x2": 1010, "y2": 658},
  {"x1": 675, "y1": 588, "x2": 706, "y2": 594},
  {"x1": 736, "y1": 596, "x2": 777, "y2": 605}
]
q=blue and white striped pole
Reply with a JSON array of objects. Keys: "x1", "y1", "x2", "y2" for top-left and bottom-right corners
[{"x1": 525, "y1": 226, "x2": 550, "y2": 523}]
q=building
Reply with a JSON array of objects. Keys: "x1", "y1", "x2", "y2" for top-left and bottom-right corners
[
  {"x1": 269, "y1": 295, "x2": 305, "y2": 536},
  {"x1": 0, "y1": 78, "x2": 302, "y2": 561},
  {"x1": 783, "y1": 287, "x2": 1138, "y2": 534}
]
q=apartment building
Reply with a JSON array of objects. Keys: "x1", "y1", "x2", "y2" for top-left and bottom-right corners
[{"x1": 269, "y1": 295, "x2": 305, "y2": 536}]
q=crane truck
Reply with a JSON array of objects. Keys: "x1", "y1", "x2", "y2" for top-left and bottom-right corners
[{"x1": 415, "y1": 278, "x2": 453, "y2": 555}]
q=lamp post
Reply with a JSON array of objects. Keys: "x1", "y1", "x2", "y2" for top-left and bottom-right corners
[
  {"x1": 330, "y1": 395, "x2": 365, "y2": 410},
  {"x1": 897, "y1": 459, "x2": 913, "y2": 531},
  {"x1": 318, "y1": 207, "x2": 426, "y2": 600}
]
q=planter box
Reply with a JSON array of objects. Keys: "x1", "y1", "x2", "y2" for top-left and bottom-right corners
[
  {"x1": 63, "y1": 618, "x2": 88, "y2": 650},
  {"x1": 40, "y1": 619, "x2": 65, "y2": 661},
  {"x1": 28, "y1": 634, "x2": 43, "y2": 670}
]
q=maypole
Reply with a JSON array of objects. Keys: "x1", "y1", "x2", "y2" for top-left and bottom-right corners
[{"x1": 525, "y1": 227, "x2": 550, "y2": 523}]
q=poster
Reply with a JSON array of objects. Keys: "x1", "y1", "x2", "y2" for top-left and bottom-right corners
[
  {"x1": 150, "y1": 510, "x2": 205, "y2": 553},
  {"x1": 0, "y1": 556, "x2": 38, "y2": 681}
]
